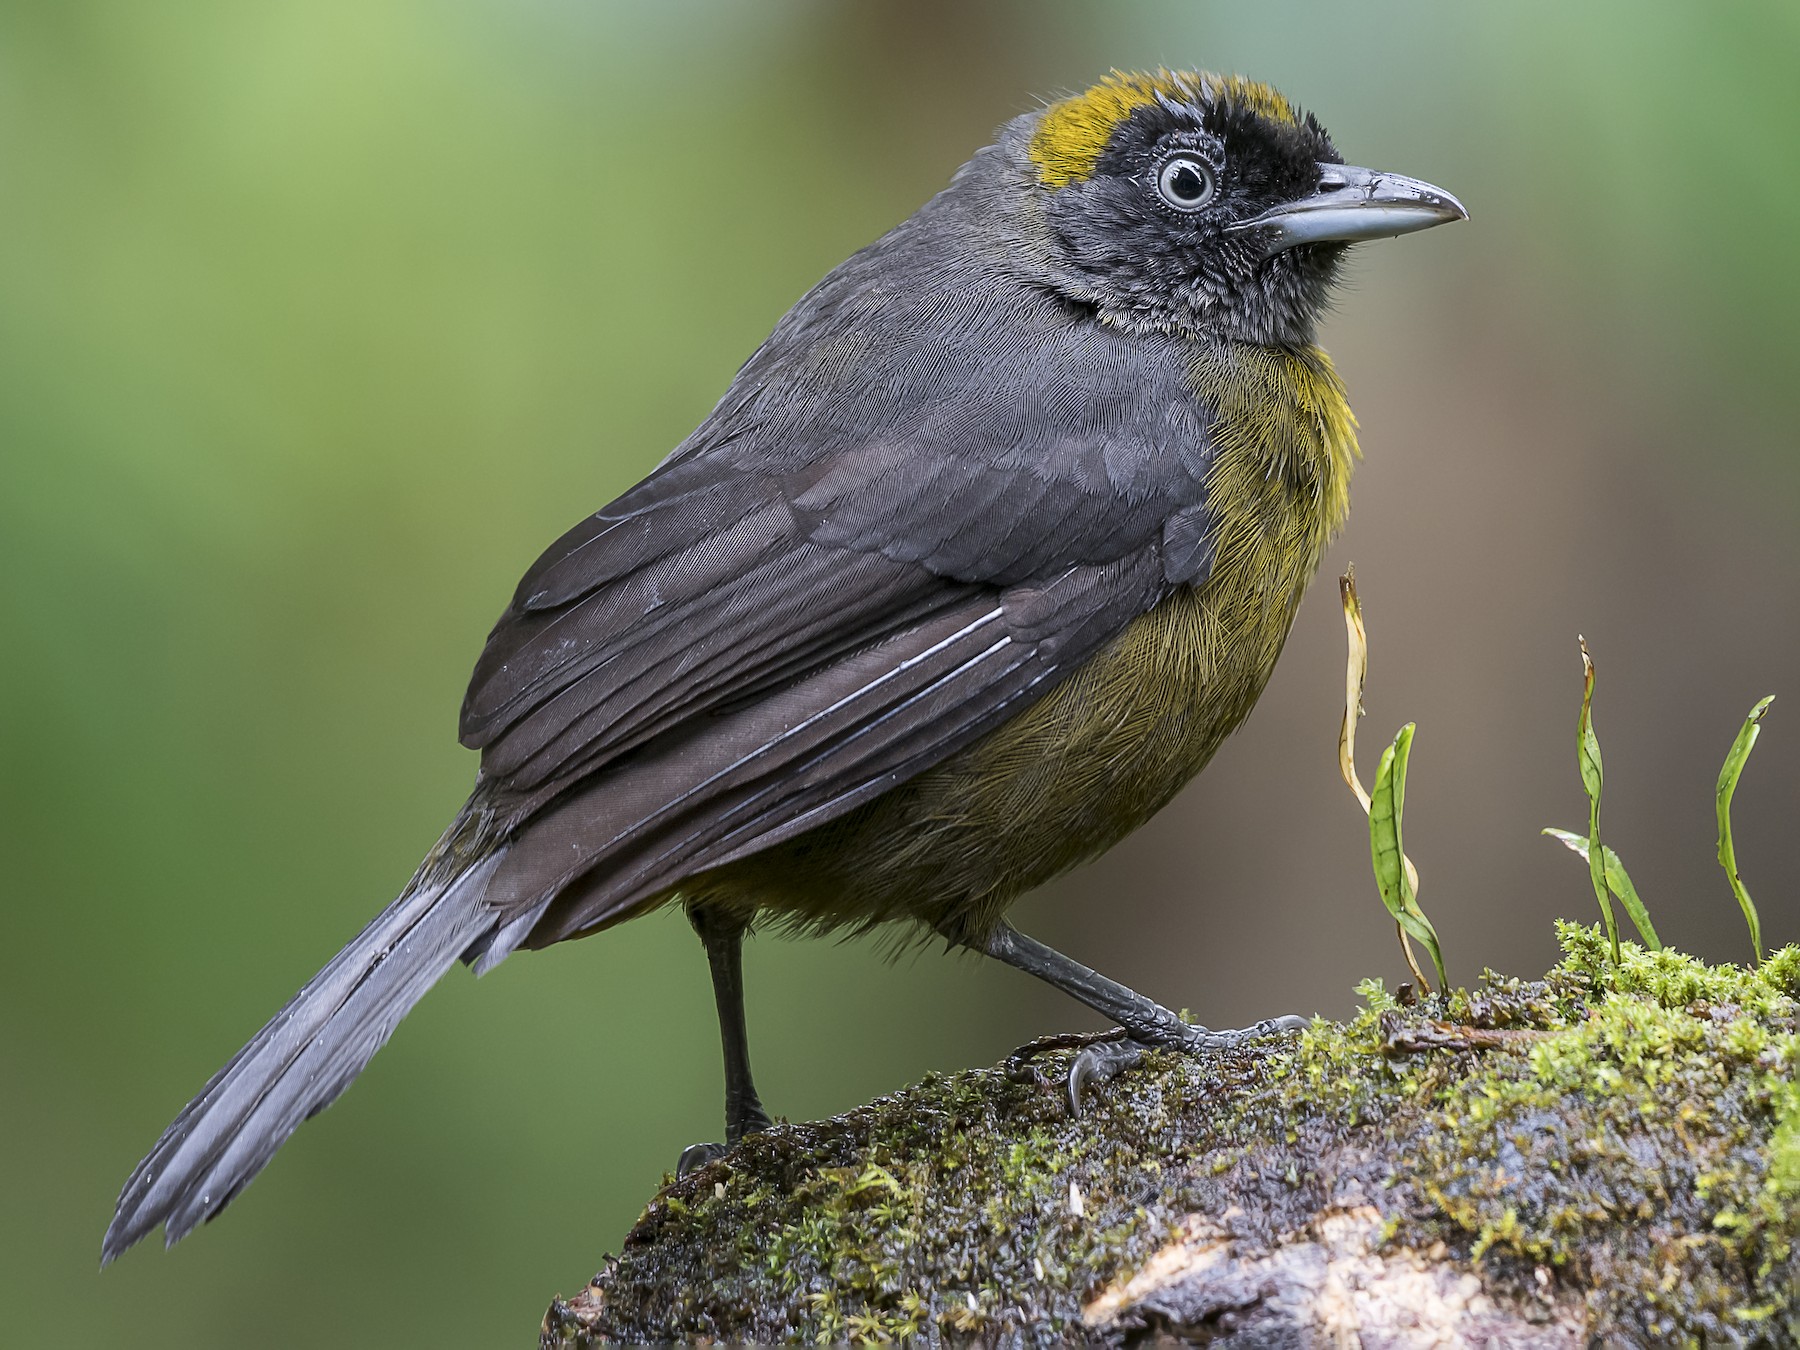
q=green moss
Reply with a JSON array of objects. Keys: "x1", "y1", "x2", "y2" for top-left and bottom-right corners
[
  {"x1": 552, "y1": 1052, "x2": 1202, "y2": 1343},
  {"x1": 548, "y1": 930, "x2": 1800, "y2": 1346},
  {"x1": 1406, "y1": 929, "x2": 1800, "y2": 1340}
]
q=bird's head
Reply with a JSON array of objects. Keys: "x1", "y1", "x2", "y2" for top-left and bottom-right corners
[{"x1": 1014, "y1": 71, "x2": 1466, "y2": 346}]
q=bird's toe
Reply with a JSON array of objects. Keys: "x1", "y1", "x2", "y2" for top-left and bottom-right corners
[
  {"x1": 1066, "y1": 1039, "x2": 1147, "y2": 1116},
  {"x1": 674, "y1": 1141, "x2": 730, "y2": 1177},
  {"x1": 1177, "y1": 1012, "x2": 1311, "y2": 1052}
]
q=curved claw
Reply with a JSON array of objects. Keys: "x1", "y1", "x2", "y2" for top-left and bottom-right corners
[
  {"x1": 1005, "y1": 1028, "x2": 1129, "y2": 1085},
  {"x1": 675, "y1": 1141, "x2": 729, "y2": 1177},
  {"x1": 1067, "y1": 1039, "x2": 1145, "y2": 1116}
]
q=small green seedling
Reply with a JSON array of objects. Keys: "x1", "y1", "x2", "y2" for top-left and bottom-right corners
[
  {"x1": 1573, "y1": 638, "x2": 1621, "y2": 967},
  {"x1": 1717, "y1": 695, "x2": 1775, "y2": 966},
  {"x1": 1338, "y1": 569, "x2": 1444, "y2": 992},
  {"x1": 1546, "y1": 643, "x2": 1777, "y2": 968},
  {"x1": 1369, "y1": 723, "x2": 1448, "y2": 992}
]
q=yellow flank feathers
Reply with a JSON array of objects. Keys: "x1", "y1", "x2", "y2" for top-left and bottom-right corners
[{"x1": 1029, "y1": 69, "x2": 1300, "y2": 188}]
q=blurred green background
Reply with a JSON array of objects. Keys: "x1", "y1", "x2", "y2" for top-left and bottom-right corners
[{"x1": 4, "y1": 2, "x2": 1797, "y2": 1344}]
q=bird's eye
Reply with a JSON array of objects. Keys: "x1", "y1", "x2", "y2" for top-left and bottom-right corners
[{"x1": 1154, "y1": 154, "x2": 1216, "y2": 212}]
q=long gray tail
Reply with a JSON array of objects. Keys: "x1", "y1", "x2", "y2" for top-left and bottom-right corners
[{"x1": 102, "y1": 848, "x2": 515, "y2": 1263}]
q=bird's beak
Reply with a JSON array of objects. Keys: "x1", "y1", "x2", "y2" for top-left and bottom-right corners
[{"x1": 1227, "y1": 164, "x2": 1467, "y2": 256}]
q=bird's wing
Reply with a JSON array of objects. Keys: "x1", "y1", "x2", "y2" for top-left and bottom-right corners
[
  {"x1": 461, "y1": 456, "x2": 973, "y2": 793},
  {"x1": 480, "y1": 544, "x2": 1171, "y2": 945},
  {"x1": 458, "y1": 289, "x2": 1216, "y2": 939}
]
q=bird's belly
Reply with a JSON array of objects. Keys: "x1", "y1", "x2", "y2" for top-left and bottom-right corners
[{"x1": 695, "y1": 574, "x2": 1305, "y2": 944}]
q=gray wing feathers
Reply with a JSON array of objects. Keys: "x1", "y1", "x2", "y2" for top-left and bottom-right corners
[
  {"x1": 482, "y1": 552, "x2": 1165, "y2": 946},
  {"x1": 449, "y1": 283, "x2": 1215, "y2": 941},
  {"x1": 102, "y1": 850, "x2": 508, "y2": 1262},
  {"x1": 459, "y1": 310, "x2": 1213, "y2": 804}
]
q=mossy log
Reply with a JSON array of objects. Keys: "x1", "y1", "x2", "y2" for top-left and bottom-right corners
[{"x1": 543, "y1": 929, "x2": 1800, "y2": 1347}]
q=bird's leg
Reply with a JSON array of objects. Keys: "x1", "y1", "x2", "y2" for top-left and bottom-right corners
[
  {"x1": 675, "y1": 906, "x2": 773, "y2": 1177},
  {"x1": 978, "y1": 920, "x2": 1305, "y2": 1113}
]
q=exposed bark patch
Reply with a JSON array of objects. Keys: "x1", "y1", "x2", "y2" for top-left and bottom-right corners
[{"x1": 1083, "y1": 1209, "x2": 1583, "y2": 1347}]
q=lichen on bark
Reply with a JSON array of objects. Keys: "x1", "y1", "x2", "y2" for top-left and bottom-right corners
[{"x1": 543, "y1": 927, "x2": 1800, "y2": 1346}]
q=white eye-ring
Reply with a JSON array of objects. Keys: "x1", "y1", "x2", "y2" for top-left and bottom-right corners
[{"x1": 1155, "y1": 154, "x2": 1216, "y2": 212}]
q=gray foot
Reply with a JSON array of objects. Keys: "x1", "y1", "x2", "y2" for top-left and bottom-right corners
[
  {"x1": 674, "y1": 1101, "x2": 774, "y2": 1178},
  {"x1": 1067, "y1": 1014, "x2": 1309, "y2": 1115}
]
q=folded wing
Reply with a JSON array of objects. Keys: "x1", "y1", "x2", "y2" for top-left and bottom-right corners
[{"x1": 459, "y1": 283, "x2": 1216, "y2": 943}]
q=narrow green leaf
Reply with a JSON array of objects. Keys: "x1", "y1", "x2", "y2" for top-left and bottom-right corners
[
  {"x1": 1369, "y1": 731, "x2": 1407, "y2": 926},
  {"x1": 1370, "y1": 724, "x2": 1447, "y2": 992},
  {"x1": 1576, "y1": 639, "x2": 1618, "y2": 966},
  {"x1": 1577, "y1": 645, "x2": 1604, "y2": 801},
  {"x1": 1716, "y1": 695, "x2": 1774, "y2": 965},
  {"x1": 1604, "y1": 852, "x2": 1657, "y2": 953},
  {"x1": 1541, "y1": 828, "x2": 1661, "y2": 950}
]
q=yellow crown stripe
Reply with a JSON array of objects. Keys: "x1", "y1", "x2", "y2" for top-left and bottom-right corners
[{"x1": 1028, "y1": 70, "x2": 1298, "y2": 189}]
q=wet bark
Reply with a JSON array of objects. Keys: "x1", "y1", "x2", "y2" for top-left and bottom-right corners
[{"x1": 541, "y1": 942, "x2": 1800, "y2": 1347}]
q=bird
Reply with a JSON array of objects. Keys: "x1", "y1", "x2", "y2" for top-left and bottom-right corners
[{"x1": 103, "y1": 69, "x2": 1464, "y2": 1263}]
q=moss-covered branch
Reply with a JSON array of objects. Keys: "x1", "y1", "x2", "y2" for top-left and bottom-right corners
[{"x1": 543, "y1": 929, "x2": 1800, "y2": 1346}]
